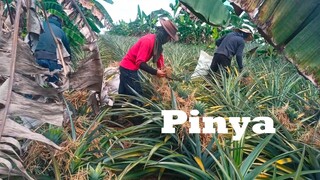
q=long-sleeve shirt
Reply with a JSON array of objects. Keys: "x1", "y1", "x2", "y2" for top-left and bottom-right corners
[
  {"x1": 35, "y1": 19, "x2": 71, "y2": 60},
  {"x1": 120, "y1": 34, "x2": 164, "y2": 72},
  {"x1": 215, "y1": 32, "x2": 245, "y2": 70}
]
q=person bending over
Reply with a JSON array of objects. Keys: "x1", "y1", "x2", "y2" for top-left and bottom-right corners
[
  {"x1": 118, "y1": 19, "x2": 179, "y2": 106},
  {"x1": 210, "y1": 28, "x2": 253, "y2": 73}
]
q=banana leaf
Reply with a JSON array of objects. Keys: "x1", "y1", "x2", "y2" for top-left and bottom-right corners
[
  {"x1": 101, "y1": 0, "x2": 113, "y2": 4},
  {"x1": 230, "y1": 0, "x2": 320, "y2": 85},
  {"x1": 45, "y1": 4, "x2": 86, "y2": 46},
  {"x1": 86, "y1": 17, "x2": 101, "y2": 33},
  {"x1": 179, "y1": 0, "x2": 320, "y2": 86},
  {"x1": 93, "y1": 0, "x2": 113, "y2": 24},
  {"x1": 0, "y1": 2, "x2": 62, "y2": 178},
  {"x1": 179, "y1": 0, "x2": 230, "y2": 26}
]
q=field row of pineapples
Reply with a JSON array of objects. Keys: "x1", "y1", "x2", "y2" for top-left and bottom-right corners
[{"x1": 25, "y1": 34, "x2": 320, "y2": 179}]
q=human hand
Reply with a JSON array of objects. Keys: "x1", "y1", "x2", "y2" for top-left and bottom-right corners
[{"x1": 156, "y1": 69, "x2": 166, "y2": 78}]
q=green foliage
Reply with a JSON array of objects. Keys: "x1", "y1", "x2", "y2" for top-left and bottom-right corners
[
  {"x1": 42, "y1": 0, "x2": 86, "y2": 46},
  {"x1": 86, "y1": 17, "x2": 101, "y2": 33},
  {"x1": 43, "y1": 126, "x2": 66, "y2": 145},
  {"x1": 109, "y1": 5, "x2": 172, "y2": 36},
  {"x1": 25, "y1": 32, "x2": 320, "y2": 179},
  {"x1": 91, "y1": 35, "x2": 320, "y2": 179},
  {"x1": 62, "y1": 26, "x2": 86, "y2": 46},
  {"x1": 88, "y1": 163, "x2": 107, "y2": 180},
  {"x1": 179, "y1": 0, "x2": 230, "y2": 26},
  {"x1": 92, "y1": 0, "x2": 113, "y2": 24},
  {"x1": 109, "y1": 1, "x2": 216, "y2": 44},
  {"x1": 193, "y1": 101, "x2": 207, "y2": 116},
  {"x1": 174, "y1": 9, "x2": 214, "y2": 44},
  {"x1": 99, "y1": 34, "x2": 138, "y2": 64},
  {"x1": 182, "y1": 0, "x2": 320, "y2": 87},
  {"x1": 108, "y1": 1, "x2": 260, "y2": 46},
  {"x1": 42, "y1": 0, "x2": 64, "y2": 13}
]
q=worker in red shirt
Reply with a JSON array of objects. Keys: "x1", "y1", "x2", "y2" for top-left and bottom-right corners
[{"x1": 118, "y1": 19, "x2": 179, "y2": 106}]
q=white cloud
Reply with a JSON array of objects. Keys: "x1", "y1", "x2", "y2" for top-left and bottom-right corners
[{"x1": 98, "y1": 0, "x2": 175, "y2": 23}]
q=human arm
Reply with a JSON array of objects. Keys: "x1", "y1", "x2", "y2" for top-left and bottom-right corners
[
  {"x1": 235, "y1": 41, "x2": 245, "y2": 71},
  {"x1": 140, "y1": 62, "x2": 157, "y2": 75},
  {"x1": 139, "y1": 63, "x2": 166, "y2": 77},
  {"x1": 139, "y1": 53, "x2": 166, "y2": 77}
]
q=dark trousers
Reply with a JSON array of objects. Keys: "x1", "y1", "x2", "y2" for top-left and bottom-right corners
[
  {"x1": 36, "y1": 59, "x2": 62, "y2": 83},
  {"x1": 210, "y1": 53, "x2": 231, "y2": 73},
  {"x1": 118, "y1": 66, "x2": 143, "y2": 106}
]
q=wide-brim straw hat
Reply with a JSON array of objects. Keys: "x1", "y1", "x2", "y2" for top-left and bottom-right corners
[
  {"x1": 160, "y1": 18, "x2": 179, "y2": 41},
  {"x1": 238, "y1": 28, "x2": 252, "y2": 34}
]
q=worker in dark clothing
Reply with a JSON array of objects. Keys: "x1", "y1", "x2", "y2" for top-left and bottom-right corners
[
  {"x1": 34, "y1": 15, "x2": 71, "y2": 83},
  {"x1": 210, "y1": 28, "x2": 253, "y2": 73},
  {"x1": 118, "y1": 18, "x2": 179, "y2": 106}
]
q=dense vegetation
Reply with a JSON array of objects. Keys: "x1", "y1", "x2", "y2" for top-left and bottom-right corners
[
  {"x1": 1, "y1": 0, "x2": 319, "y2": 179},
  {"x1": 22, "y1": 34, "x2": 320, "y2": 179}
]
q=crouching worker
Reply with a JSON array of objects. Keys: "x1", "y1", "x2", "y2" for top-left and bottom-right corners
[
  {"x1": 118, "y1": 18, "x2": 179, "y2": 106},
  {"x1": 210, "y1": 28, "x2": 253, "y2": 74},
  {"x1": 34, "y1": 14, "x2": 71, "y2": 84}
]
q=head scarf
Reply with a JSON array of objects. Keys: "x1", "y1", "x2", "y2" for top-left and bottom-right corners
[{"x1": 152, "y1": 27, "x2": 169, "y2": 63}]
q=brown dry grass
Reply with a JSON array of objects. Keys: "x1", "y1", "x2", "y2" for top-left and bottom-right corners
[
  {"x1": 69, "y1": 168, "x2": 88, "y2": 180},
  {"x1": 64, "y1": 91, "x2": 89, "y2": 110},
  {"x1": 241, "y1": 75, "x2": 253, "y2": 86},
  {"x1": 275, "y1": 104, "x2": 298, "y2": 132},
  {"x1": 275, "y1": 104, "x2": 320, "y2": 148},
  {"x1": 24, "y1": 115, "x2": 105, "y2": 178},
  {"x1": 151, "y1": 69, "x2": 214, "y2": 151},
  {"x1": 299, "y1": 127, "x2": 320, "y2": 148}
]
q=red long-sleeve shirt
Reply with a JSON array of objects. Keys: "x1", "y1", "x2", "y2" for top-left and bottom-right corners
[{"x1": 120, "y1": 34, "x2": 164, "y2": 71}]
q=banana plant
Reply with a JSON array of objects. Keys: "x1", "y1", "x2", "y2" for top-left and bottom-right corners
[
  {"x1": 2, "y1": 0, "x2": 114, "y2": 46},
  {"x1": 0, "y1": 2, "x2": 63, "y2": 179},
  {"x1": 110, "y1": 5, "x2": 172, "y2": 36},
  {"x1": 0, "y1": 0, "x2": 109, "y2": 178},
  {"x1": 42, "y1": 0, "x2": 86, "y2": 46},
  {"x1": 58, "y1": 0, "x2": 113, "y2": 40}
]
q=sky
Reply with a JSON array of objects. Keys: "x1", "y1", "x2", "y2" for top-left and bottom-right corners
[{"x1": 98, "y1": 0, "x2": 176, "y2": 23}]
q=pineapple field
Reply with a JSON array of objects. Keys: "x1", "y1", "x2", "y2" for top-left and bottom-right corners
[
  {"x1": 1, "y1": 0, "x2": 320, "y2": 179},
  {"x1": 21, "y1": 34, "x2": 320, "y2": 179}
]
